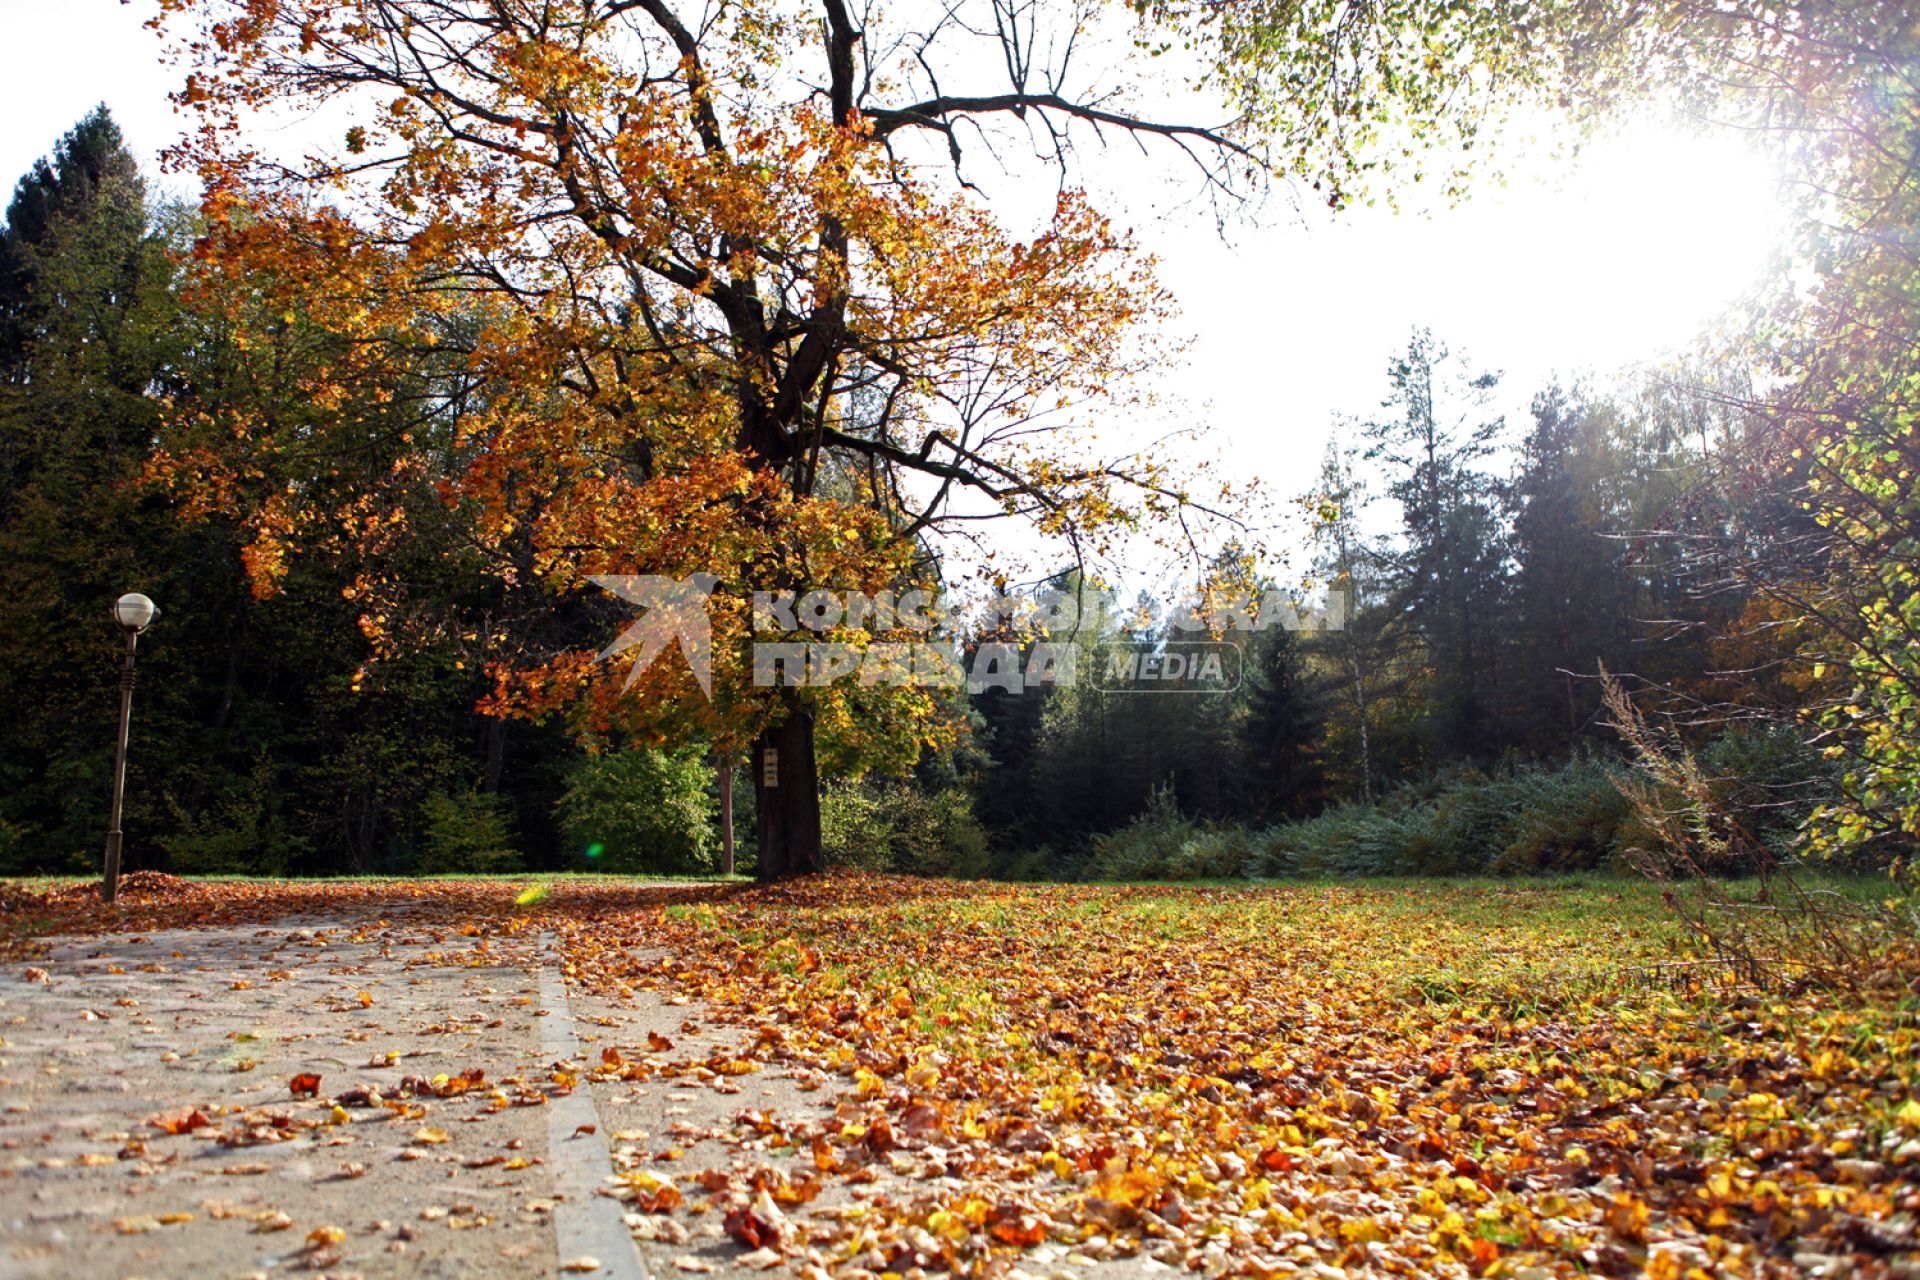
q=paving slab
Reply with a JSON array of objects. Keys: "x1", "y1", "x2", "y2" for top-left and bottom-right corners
[{"x1": 0, "y1": 916, "x2": 614, "y2": 1280}]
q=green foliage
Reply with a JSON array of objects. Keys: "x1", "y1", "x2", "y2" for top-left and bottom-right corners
[
  {"x1": 417, "y1": 788, "x2": 523, "y2": 875},
  {"x1": 1362, "y1": 329, "x2": 1508, "y2": 760},
  {"x1": 1507, "y1": 388, "x2": 1636, "y2": 751},
  {"x1": 1250, "y1": 760, "x2": 1636, "y2": 878},
  {"x1": 820, "y1": 778, "x2": 992, "y2": 878},
  {"x1": 556, "y1": 748, "x2": 715, "y2": 875},
  {"x1": 1155, "y1": 0, "x2": 1920, "y2": 880},
  {"x1": 0, "y1": 110, "x2": 583, "y2": 880},
  {"x1": 155, "y1": 762, "x2": 305, "y2": 876},
  {"x1": 1082, "y1": 783, "x2": 1258, "y2": 882},
  {"x1": 818, "y1": 782, "x2": 890, "y2": 873},
  {"x1": 1135, "y1": 0, "x2": 1620, "y2": 208},
  {"x1": 0, "y1": 815, "x2": 66, "y2": 877},
  {"x1": 1237, "y1": 624, "x2": 1326, "y2": 820},
  {"x1": 1698, "y1": 726, "x2": 1839, "y2": 863}
]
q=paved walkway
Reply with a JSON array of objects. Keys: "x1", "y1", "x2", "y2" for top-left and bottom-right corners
[{"x1": 0, "y1": 914, "x2": 809, "y2": 1280}]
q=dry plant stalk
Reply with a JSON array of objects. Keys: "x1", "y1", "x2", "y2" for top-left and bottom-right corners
[{"x1": 1598, "y1": 663, "x2": 1884, "y2": 993}]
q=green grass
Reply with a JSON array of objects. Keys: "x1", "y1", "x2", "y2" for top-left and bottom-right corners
[{"x1": 0, "y1": 869, "x2": 753, "y2": 898}]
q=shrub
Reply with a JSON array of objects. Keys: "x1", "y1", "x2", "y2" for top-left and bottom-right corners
[
  {"x1": 1698, "y1": 724, "x2": 1839, "y2": 865},
  {"x1": 417, "y1": 788, "x2": 523, "y2": 875},
  {"x1": 988, "y1": 843, "x2": 1064, "y2": 882},
  {"x1": 822, "y1": 778, "x2": 993, "y2": 878},
  {"x1": 820, "y1": 782, "x2": 890, "y2": 872},
  {"x1": 0, "y1": 816, "x2": 52, "y2": 876},
  {"x1": 557, "y1": 748, "x2": 716, "y2": 875},
  {"x1": 1117, "y1": 759, "x2": 1658, "y2": 881},
  {"x1": 1166, "y1": 826, "x2": 1257, "y2": 880},
  {"x1": 1489, "y1": 759, "x2": 1633, "y2": 873},
  {"x1": 1085, "y1": 784, "x2": 1206, "y2": 880},
  {"x1": 156, "y1": 763, "x2": 306, "y2": 876}
]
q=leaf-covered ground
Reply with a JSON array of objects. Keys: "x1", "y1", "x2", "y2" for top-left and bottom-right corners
[{"x1": 6, "y1": 871, "x2": 1920, "y2": 1277}]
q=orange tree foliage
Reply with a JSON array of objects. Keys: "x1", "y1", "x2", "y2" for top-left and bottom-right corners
[{"x1": 146, "y1": 0, "x2": 1252, "y2": 873}]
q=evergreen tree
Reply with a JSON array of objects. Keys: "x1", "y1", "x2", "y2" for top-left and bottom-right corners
[
  {"x1": 1508, "y1": 386, "x2": 1634, "y2": 750},
  {"x1": 0, "y1": 109, "x2": 189, "y2": 870},
  {"x1": 1237, "y1": 623, "x2": 1326, "y2": 821},
  {"x1": 1363, "y1": 329, "x2": 1509, "y2": 760},
  {"x1": 0, "y1": 106, "x2": 145, "y2": 384}
]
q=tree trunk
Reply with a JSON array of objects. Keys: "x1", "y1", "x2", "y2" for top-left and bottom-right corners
[
  {"x1": 482, "y1": 715, "x2": 508, "y2": 792},
  {"x1": 752, "y1": 695, "x2": 822, "y2": 878},
  {"x1": 717, "y1": 751, "x2": 735, "y2": 877}
]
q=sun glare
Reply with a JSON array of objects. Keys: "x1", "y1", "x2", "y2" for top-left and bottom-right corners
[{"x1": 1509, "y1": 122, "x2": 1786, "y2": 360}]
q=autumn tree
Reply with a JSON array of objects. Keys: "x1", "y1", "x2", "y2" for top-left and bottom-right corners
[{"x1": 147, "y1": 0, "x2": 1268, "y2": 876}]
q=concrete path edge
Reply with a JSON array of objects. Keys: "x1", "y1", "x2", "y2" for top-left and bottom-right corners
[{"x1": 537, "y1": 933, "x2": 649, "y2": 1279}]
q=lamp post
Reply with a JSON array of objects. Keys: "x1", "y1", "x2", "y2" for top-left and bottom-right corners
[{"x1": 102, "y1": 593, "x2": 157, "y2": 904}]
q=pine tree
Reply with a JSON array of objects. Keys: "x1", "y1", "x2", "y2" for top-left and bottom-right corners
[
  {"x1": 0, "y1": 108, "x2": 183, "y2": 868},
  {"x1": 1362, "y1": 329, "x2": 1509, "y2": 760},
  {"x1": 0, "y1": 106, "x2": 145, "y2": 383},
  {"x1": 1508, "y1": 386, "x2": 1634, "y2": 751},
  {"x1": 1237, "y1": 624, "x2": 1325, "y2": 821}
]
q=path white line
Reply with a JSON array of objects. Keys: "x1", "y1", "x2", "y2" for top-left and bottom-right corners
[{"x1": 538, "y1": 933, "x2": 649, "y2": 1279}]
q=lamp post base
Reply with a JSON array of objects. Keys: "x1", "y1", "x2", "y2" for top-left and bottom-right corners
[{"x1": 101, "y1": 830, "x2": 122, "y2": 904}]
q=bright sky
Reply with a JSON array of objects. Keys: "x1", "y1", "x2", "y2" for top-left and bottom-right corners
[
  {"x1": 2, "y1": 0, "x2": 1788, "y2": 561},
  {"x1": 1138, "y1": 126, "x2": 1784, "y2": 484}
]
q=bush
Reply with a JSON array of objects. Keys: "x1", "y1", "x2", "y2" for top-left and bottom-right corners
[
  {"x1": 1081, "y1": 784, "x2": 1199, "y2": 880},
  {"x1": 1697, "y1": 724, "x2": 1839, "y2": 866},
  {"x1": 1167, "y1": 826, "x2": 1258, "y2": 879},
  {"x1": 1489, "y1": 759, "x2": 1633, "y2": 873},
  {"x1": 988, "y1": 843, "x2": 1064, "y2": 882},
  {"x1": 556, "y1": 748, "x2": 716, "y2": 875},
  {"x1": 0, "y1": 815, "x2": 40, "y2": 875},
  {"x1": 821, "y1": 778, "x2": 992, "y2": 878},
  {"x1": 1105, "y1": 759, "x2": 1660, "y2": 881},
  {"x1": 820, "y1": 783, "x2": 890, "y2": 872},
  {"x1": 156, "y1": 763, "x2": 306, "y2": 876},
  {"x1": 417, "y1": 788, "x2": 523, "y2": 875}
]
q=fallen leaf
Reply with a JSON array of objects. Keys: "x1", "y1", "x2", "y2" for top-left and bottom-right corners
[{"x1": 149, "y1": 1107, "x2": 213, "y2": 1135}]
